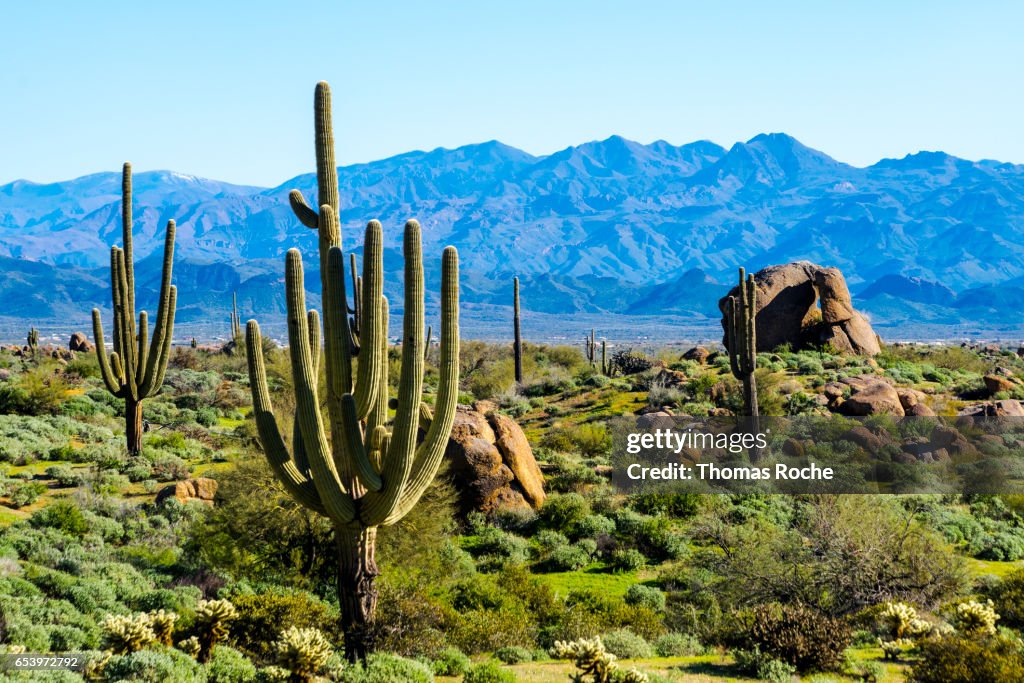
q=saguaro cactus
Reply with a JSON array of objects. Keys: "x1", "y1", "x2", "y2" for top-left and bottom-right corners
[
  {"x1": 246, "y1": 81, "x2": 460, "y2": 662},
  {"x1": 27, "y1": 327, "x2": 38, "y2": 358},
  {"x1": 725, "y1": 267, "x2": 758, "y2": 418},
  {"x1": 230, "y1": 292, "x2": 242, "y2": 340},
  {"x1": 513, "y1": 277, "x2": 523, "y2": 383},
  {"x1": 92, "y1": 163, "x2": 177, "y2": 456}
]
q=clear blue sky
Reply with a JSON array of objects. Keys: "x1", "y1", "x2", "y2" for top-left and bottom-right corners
[{"x1": 2, "y1": 1, "x2": 1021, "y2": 186}]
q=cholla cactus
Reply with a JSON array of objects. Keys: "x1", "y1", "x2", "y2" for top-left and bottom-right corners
[
  {"x1": 148, "y1": 609, "x2": 178, "y2": 646},
  {"x1": 178, "y1": 636, "x2": 201, "y2": 659},
  {"x1": 878, "y1": 602, "x2": 933, "y2": 639},
  {"x1": 273, "y1": 626, "x2": 333, "y2": 682},
  {"x1": 194, "y1": 599, "x2": 237, "y2": 662},
  {"x1": 954, "y1": 599, "x2": 999, "y2": 637},
  {"x1": 552, "y1": 636, "x2": 627, "y2": 683},
  {"x1": 100, "y1": 613, "x2": 156, "y2": 654},
  {"x1": 879, "y1": 638, "x2": 912, "y2": 661}
]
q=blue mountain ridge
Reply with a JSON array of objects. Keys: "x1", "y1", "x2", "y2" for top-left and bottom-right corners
[{"x1": 2, "y1": 133, "x2": 1023, "y2": 340}]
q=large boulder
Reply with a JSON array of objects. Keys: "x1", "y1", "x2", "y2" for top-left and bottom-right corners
[
  {"x1": 838, "y1": 377, "x2": 905, "y2": 416},
  {"x1": 69, "y1": 332, "x2": 93, "y2": 353},
  {"x1": 445, "y1": 404, "x2": 546, "y2": 514},
  {"x1": 719, "y1": 261, "x2": 880, "y2": 355}
]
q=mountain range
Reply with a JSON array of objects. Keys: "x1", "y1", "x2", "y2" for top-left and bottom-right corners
[{"x1": 2, "y1": 133, "x2": 1024, "y2": 342}]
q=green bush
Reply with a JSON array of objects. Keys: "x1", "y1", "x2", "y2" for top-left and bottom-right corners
[
  {"x1": 336, "y1": 652, "x2": 434, "y2": 683},
  {"x1": 104, "y1": 646, "x2": 208, "y2": 682},
  {"x1": 910, "y1": 635, "x2": 1024, "y2": 682},
  {"x1": 545, "y1": 544, "x2": 592, "y2": 572},
  {"x1": 600, "y1": 628, "x2": 652, "y2": 659},
  {"x1": 45, "y1": 465, "x2": 82, "y2": 487},
  {"x1": 494, "y1": 645, "x2": 533, "y2": 664},
  {"x1": 539, "y1": 494, "x2": 591, "y2": 532},
  {"x1": 30, "y1": 499, "x2": 88, "y2": 537},
  {"x1": 986, "y1": 568, "x2": 1024, "y2": 628},
  {"x1": 730, "y1": 603, "x2": 851, "y2": 673},
  {"x1": 10, "y1": 481, "x2": 46, "y2": 508},
  {"x1": 732, "y1": 647, "x2": 797, "y2": 683},
  {"x1": 624, "y1": 584, "x2": 665, "y2": 612},
  {"x1": 430, "y1": 647, "x2": 470, "y2": 676},
  {"x1": 463, "y1": 661, "x2": 516, "y2": 683},
  {"x1": 610, "y1": 549, "x2": 646, "y2": 573},
  {"x1": 653, "y1": 632, "x2": 703, "y2": 657},
  {"x1": 230, "y1": 590, "x2": 339, "y2": 658},
  {"x1": 207, "y1": 645, "x2": 258, "y2": 683}
]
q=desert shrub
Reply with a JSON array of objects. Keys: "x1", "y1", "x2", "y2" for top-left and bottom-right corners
[
  {"x1": 624, "y1": 584, "x2": 665, "y2": 612},
  {"x1": 104, "y1": 646, "x2": 207, "y2": 682},
  {"x1": 45, "y1": 465, "x2": 82, "y2": 487},
  {"x1": 207, "y1": 645, "x2": 258, "y2": 683},
  {"x1": 10, "y1": 481, "x2": 46, "y2": 508},
  {"x1": 630, "y1": 493, "x2": 700, "y2": 519},
  {"x1": 430, "y1": 647, "x2": 470, "y2": 676},
  {"x1": 30, "y1": 499, "x2": 88, "y2": 537},
  {"x1": 986, "y1": 568, "x2": 1024, "y2": 627},
  {"x1": 539, "y1": 493, "x2": 591, "y2": 532},
  {"x1": 653, "y1": 632, "x2": 703, "y2": 657},
  {"x1": 570, "y1": 423, "x2": 612, "y2": 457},
  {"x1": 910, "y1": 635, "x2": 1024, "y2": 682},
  {"x1": 494, "y1": 645, "x2": 533, "y2": 664},
  {"x1": 611, "y1": 350, "x2": 652, "y2": 375},
  {"x1": 367, "y1": 580, "x2": 447, "y2": 657},
  {"x1": 546, "y1": 544, "x2": 592, "y2": 572},
  {"x1": 730, "y1": 603, "x2": 850, "y2": 673},
  {"x1": 336, "y1": 652, "x2": 434, "y2": 683},
  {"x1": 600, "y1": 628, "x2": 652, "y2": 659},
  {"x1": 732, "y1": 647, "x2": 797, "y2": 683},
  {"x1": 574, "y1": 514, "x2": 616, "y2": 539},
  {"x1": 470, "y1": 527, "x2": 531, "y2": 569},
  {"x1": 463, "y1": 661, "x2": 516, "y2": 683},
  {"x1": 164, "y1": 369, "x2": 222, "y2": 395},
  {"x1": 229, "y1": 589, "x2": 339, "y2": 659},
  {"x1": 611, "y1": 549, "x2": 646, "y2": 573},
  {"x1": 150, "y1": 454, "x2": 191, "y2": 482}
]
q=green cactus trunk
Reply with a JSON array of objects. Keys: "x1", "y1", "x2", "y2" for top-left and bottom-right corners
[
  {"x1": 231, "y1": 292, "x2": 242, "y2": 340},
  {"x1": 513, "y1": 277, "x2": 523, "y2": 384},
  {"x1": 726, "y1": 267, "x2": 758, "y2": 418},
  {"x1": 91, "y1": 163, "x2": 177, "y2": 457},
  {"x1": 248, "y1": 81, "x2": 460, "y2": 662}
]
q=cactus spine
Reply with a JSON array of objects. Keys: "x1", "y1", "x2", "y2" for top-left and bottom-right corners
[
  {"x1": 726, "y1": 267, "x2": 758, "y2": 418},
  {"x1": 92, "y1": 163, "x2": 177, "y2": 457},
  {"x1": 513, "y1": 277, "x2": 523, "y2": 383},
  {"x1": 247, "y1": 81, "x2": 460, "y2": 662},
  {"x1": 27, "y1": 327, "x2": 38, "y2": 358},
  {"x1": 230, "y1": 292, "x2": 242, "y2": 340}
]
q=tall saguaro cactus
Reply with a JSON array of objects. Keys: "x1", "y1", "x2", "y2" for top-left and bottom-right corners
[
  {"x1": 230, "y1": 292, "x2": 242, "y2": 340},
  {"x1": 726, "y1": 267, "x2": 758, "y2": 418},
  {"x1": 513, "y1": 277, "x2": 523, "y2": 383},
  {"x1": 92, "y1": 163, "x2": 177, "y2": 456},
  {"x1": 246, "y1": 81, "x2": 460, "y2": 662}
]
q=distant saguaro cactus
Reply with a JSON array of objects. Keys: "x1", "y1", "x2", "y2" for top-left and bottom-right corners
[
  {"x1": 513, "y1": 277, "x2": 523, "y2": 383},
  {"x1": 726, "y1": 267, "x2": 758, "y2": 418},
  {"x1": 230, "y1": 292, "x2": 242, "y2": 340},
  {"x1": 247, "y1": 81, "x2": 460, "y2": 662},
  {"x1": 26, "y1": 327, "x2": 38, "y2": 358},
  {"x1": 92, "y1": 163, "x2": 177, "y2": 457}
]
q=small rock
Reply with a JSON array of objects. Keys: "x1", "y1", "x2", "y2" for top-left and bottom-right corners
[{"x1": 156, "y1": 477, "x2": 218, "y2": 506}]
